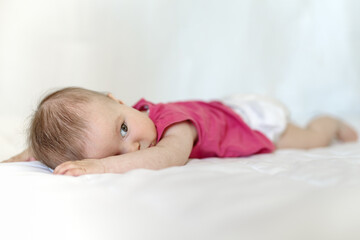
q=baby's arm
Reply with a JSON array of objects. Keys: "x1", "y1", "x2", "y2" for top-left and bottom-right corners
[
  {"x1": 54, "y1": 121, "x2": 197, "y2": 176},
  {"x1": 2, "y1": 148, "x2": 36, "y2": 163}
]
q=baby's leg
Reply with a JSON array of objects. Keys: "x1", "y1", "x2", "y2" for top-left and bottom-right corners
[{"x1": 276, "y1": 116, "x2": 358, "y2": 149}]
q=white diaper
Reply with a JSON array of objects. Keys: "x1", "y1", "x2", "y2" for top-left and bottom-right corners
[{"x1": 221, "y1": 94, "x2": 290, "y2": 143}]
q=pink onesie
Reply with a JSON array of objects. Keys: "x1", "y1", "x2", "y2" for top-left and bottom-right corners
[{"x1": 133, "y1": 98, "x2": 275, "y2": 158}]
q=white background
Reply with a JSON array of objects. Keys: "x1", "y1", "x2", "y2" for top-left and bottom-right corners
[
  {"x1": 1, "y1": 2, "x2": 360, "y2": 239},
  {"x1": 1, "y1": 0, "x2": 359, "y2": 123}
]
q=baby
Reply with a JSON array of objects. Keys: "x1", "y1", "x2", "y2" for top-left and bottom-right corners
[{"x1": 3, "y1": 87, "x2": 358, "y2": 176}]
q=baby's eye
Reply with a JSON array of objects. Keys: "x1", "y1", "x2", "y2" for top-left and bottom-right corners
[{"x1": 120, "y1": 123, "x2": 128, "y2": 137}]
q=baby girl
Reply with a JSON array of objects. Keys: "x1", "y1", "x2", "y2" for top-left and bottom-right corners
[{"x1": 3, "y1": 87, "x2": 358, "y2": 176}]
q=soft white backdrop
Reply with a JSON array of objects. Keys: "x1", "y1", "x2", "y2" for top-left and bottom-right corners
[{"x1": 1, "y1": 0, "x2": 359, "y2": 123}]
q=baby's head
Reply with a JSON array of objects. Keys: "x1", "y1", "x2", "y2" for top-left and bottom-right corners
[
  {"x1": 28, "y1": 87, "x2": 105, "y2": 169},
  {"x1": 29, "y1": 87, "x2": 157, "y2": 169}
]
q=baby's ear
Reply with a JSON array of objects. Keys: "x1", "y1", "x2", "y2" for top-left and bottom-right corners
[{"x1": 107, "y1": 93, "x2": 124, "y2": 104}]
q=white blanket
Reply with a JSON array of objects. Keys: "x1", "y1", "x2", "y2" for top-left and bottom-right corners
[{"x1": 1, "y1": 117, "x2": 360, "y2": 240}]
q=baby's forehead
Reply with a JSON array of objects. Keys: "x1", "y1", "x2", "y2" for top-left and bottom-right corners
[{"x1": 84, "y1": 97, "x2": 117, "y2": 116}]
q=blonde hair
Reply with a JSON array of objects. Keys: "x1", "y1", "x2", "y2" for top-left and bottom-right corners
[{"x1": 28, "y1": 87, "x2": 107, "y2": 169}]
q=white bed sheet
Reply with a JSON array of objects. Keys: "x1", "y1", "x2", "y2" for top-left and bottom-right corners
[{"x1": 1, "y1": 116, "x2": 360, "y2": 240}]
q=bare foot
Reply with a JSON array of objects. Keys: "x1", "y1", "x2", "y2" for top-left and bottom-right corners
[{"x1": 337, "y1": 121, "x2": 358, "y2": 142}]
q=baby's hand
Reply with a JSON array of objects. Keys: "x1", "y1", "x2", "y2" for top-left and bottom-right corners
[{"x1": 53, "y1": 159, "x2": 106, "y2": 176}]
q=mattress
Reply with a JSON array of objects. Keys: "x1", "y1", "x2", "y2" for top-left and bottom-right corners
[{"x1": 1, "y1": 116, "x2": 360, "y2": 240}]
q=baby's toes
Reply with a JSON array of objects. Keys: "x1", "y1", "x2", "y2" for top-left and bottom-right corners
[{"x1": 338, "y1": 122, "x2": 358, "y2": 142}]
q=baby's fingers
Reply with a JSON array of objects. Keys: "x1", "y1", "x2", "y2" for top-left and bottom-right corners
[
  {"x1": 54, "y1": 161, "x2": 88, "y2": 176},
  {"x1": 54, "y1": 161, "x2": 76, "y2": 175},
  {"x1": 63, "y1": 168, "x2": 86, "y2": 177}
]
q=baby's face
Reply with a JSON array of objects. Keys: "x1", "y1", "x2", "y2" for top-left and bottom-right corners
[{"x1": 83, "y1": 96, "x2": 157, "y2": 159}]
